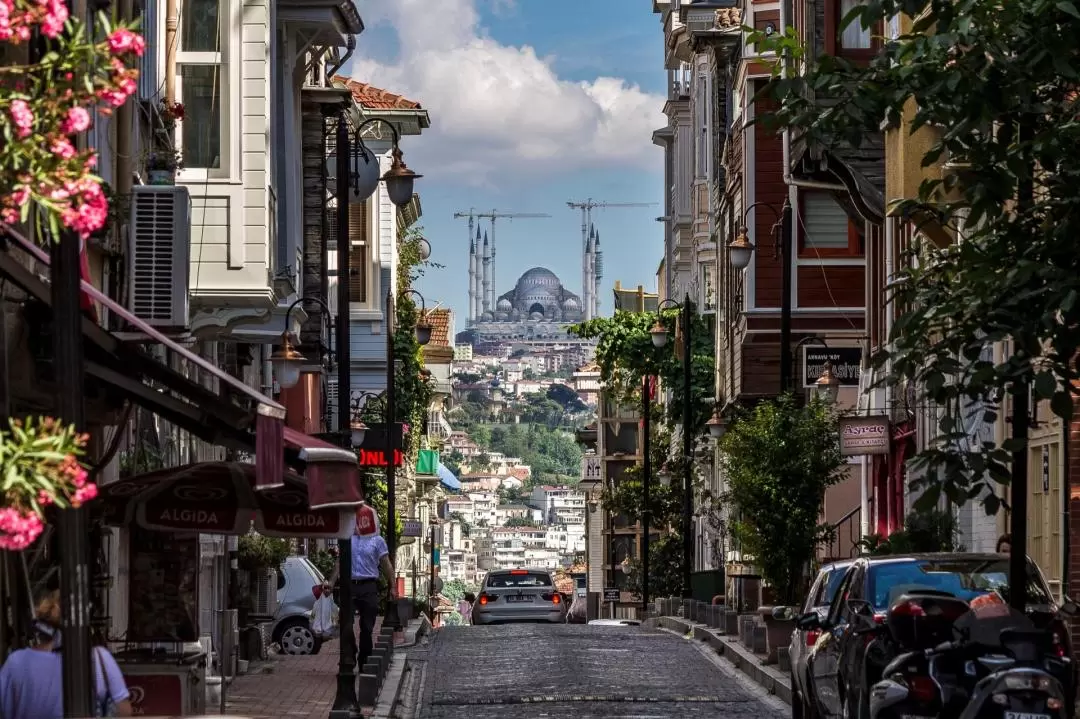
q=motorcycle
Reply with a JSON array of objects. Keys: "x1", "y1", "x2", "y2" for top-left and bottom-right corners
[{"x1": 870, "y1": 594, "x2": 1075, "y2": 719}]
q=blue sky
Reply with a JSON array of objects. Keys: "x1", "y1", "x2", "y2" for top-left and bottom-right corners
[{"x1": 347, "y1": 0, "x2": 666, "y2": 327}]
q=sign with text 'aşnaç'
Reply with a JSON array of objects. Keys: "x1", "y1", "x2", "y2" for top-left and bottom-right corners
[{"x1": 838, "y1": 416, "x2": 891, "y2": 457}]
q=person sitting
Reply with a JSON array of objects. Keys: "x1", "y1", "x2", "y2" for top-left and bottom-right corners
[{"x1": 996, "y1": 533, "x2": 1011, "y2": 554}]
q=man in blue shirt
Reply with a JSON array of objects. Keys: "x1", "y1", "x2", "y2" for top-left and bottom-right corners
[{"x1": 332, "y1": 503, "x2": 396, "y2": 671}]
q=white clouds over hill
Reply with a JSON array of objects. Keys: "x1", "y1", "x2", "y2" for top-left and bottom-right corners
[{"x1": 348, "y1": 0, "x2": 665, "y2": 185}]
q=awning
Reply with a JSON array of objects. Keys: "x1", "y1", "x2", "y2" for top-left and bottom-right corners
[
  {"x1": 437, "y1": 462, "x2": 461, "y2": 491},
  {"x1": 283, "y1": 427, "x2": 362, "y2": 509},
  {"x1": 0, "y1": 226, "x2": 288, "y2": 488},
  {"x1": 99, "y1": 462, "x2": 360, "y2": 539}
]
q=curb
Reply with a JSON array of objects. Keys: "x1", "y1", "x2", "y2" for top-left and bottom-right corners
[
  {"x1": 371, "y1": 615, "x2": 432, "y2": 719},
  {"x1": 657, "y1": 615, "x2": 792, "y2": 706}
]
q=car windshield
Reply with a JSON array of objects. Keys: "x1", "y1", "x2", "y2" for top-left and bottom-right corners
[
  {"x1": 868, "y1": 559, "x2": 1052, "y2": 610},
  {"x1": 487, "y1": 572, "x2": 552, "y2": 588}
]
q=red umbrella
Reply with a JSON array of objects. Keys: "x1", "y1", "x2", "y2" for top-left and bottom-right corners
[{"x1": 99, "y1": 462, "x2": 359, "y2": 539}]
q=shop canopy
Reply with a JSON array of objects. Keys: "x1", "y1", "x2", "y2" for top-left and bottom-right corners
[
  {"x1": 99, "y1": 461, "x2": 359, "y2": 539},
  {"x1": 0, "y1": 226, "x2": 361, "y2": 500},
  {"x1": 437, "y1": 462, "x2": 460, "y2": 491}
]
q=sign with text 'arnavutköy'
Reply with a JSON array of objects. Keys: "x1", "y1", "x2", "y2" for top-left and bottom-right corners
[{"x1": 803, "y1": 347, "x2": 862, "y2": 387}]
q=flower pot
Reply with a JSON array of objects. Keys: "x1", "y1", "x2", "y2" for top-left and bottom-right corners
[{"x1": 148, "y1": 169, "x2": 176, "y2": 185}]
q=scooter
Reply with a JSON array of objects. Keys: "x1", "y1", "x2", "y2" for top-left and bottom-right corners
[{"x1": 956, "y1": 628, "x2": 1069, "y2": 719}]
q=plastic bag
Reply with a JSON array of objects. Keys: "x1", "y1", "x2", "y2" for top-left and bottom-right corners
[{"x1": 312, "y1": 594, "x2": 339, "y2": 639}]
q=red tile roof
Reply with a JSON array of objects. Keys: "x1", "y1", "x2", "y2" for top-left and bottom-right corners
[
  {"x1": 426, "y1": 308, "x2": 452, "y2": 347},
  {"x1": 333, "y1": 76, "x2": 422, "y2": 110}
]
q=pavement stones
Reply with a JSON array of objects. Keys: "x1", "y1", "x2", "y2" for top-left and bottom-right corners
[{"x1": 404, "y1": 623, "x2": 787, "y2": 718}]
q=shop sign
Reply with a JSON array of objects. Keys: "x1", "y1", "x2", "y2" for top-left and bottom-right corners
[
  {"x1": 357, "y1": 448, "x2": 405, "y2": 467},
  {"x1": 144, "y1": 504, "x2": 237, "y2": 533},
  {"x1": 581, "y1": 456, "x2": 601, "y2": 484},
  {"x1": 261, "y1": 508, "x2": 340, "y2": 533},
  {"x1": 603, "y1": 587, "x2": 620, "y2": 602},
  {"x1": 123, "y1": 674, "x2": 184, "y2": 716},
  {"x1": 838, "y1": 416, "x2": 891, "y2": 456},
  {"x1": 804, "y1": 347, "x2": 863, "y2": 387},
  {"x1": 403, "y1": 519, "x2": 423, "y2": 537}
]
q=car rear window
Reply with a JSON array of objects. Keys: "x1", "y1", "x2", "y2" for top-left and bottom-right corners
[
  {"x1": 867, "y1": 559, "x2": 1052, "y2": 610},
  {"x1": 486, "y1": 572, "x2": 552, "y2": 588}
]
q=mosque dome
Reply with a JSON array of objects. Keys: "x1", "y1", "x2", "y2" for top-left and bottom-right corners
[{"x1": 496, "y1": 298, "x2": 512, "y2": 312}]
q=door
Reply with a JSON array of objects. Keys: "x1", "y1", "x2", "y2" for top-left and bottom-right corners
[{"x1": 812, "y1": 564, "x2": 858, "y2": 717}]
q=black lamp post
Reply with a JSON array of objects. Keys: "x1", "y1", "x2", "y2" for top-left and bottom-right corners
[
  {"x1": 728, "y1": 200, "x2": 792, "y2": 393},
  {"x1": 649, "y1": 296, "x2": 694, "y2": 599},
  {"x1": 640, "y1": 372, "x2": 651, "y2": 615}
]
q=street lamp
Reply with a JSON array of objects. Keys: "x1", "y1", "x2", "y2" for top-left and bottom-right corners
[
  {"x1": 706, "y1": 409, "x2": 727, "y2": 440},
  {"x1": 350, "y1": 392, "x2": 380, "y2": 449},
  {"x1": 352, "y1": 119, "x2": 422, "y2": 207},
  {"x1": 416, "y1": 236, "x2": 432, "y2": 261},
  {"x1": 730, "y1": 201, "x2": 791, "y2": 393},
  {"x1": 814, "y1": 361, "x2": 840, "y2": 405},
  {"x1": 657, "y1": 466, "x2": 672, "y2": 488},
  {"x1": 270, "y1": 297, "x2": 333, "y2": 390},
  {"x1": 651, "y1": 296, "x2": 694, "y2": 599},
  {"x1": 400, "y1": 289, "x2": 432, "y2": 346}
]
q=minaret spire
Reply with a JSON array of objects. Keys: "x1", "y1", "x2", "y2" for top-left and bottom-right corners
[{"x1": 481, "y1": 231, "x2": 492, "y2": 317}]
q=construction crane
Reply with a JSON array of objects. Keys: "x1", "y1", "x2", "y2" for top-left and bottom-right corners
[
  {"x1": 453, "y1": 208, "x2": 551, "y2": 322},
  {"x1": 567, "y1": 199, "x2": 657, "y2": 319}
]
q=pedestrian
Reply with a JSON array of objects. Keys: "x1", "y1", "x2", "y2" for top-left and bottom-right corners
[
  {"x1": 458, "y1": 592, "x2": 475, "y2": 625},
  {"x1": 997, "y1": 533, "x2": 1011, "y2": 554},
  {"x1": 330, "y1": 503, "x2": 396, "y2": 672},
  {"x1": 0, "y1": 589, "x2": 133, "y2": 718}
]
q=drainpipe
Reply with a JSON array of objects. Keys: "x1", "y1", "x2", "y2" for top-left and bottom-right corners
[
  {"x1": 325, "y1": 34, "x2": 356, "y2": 80},
  {"x1": 116, "y1": 0, "x2": 133, "y2": 195},
  {"x1": 165, "y1": 0, "x2": 177, "y2": 104}
]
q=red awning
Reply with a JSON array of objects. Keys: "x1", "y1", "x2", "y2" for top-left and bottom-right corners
[
  {"x1": 284, "y1": 427, "x2": 363, "y2": 509},
  {"x1": 100, "y1": 462, "x2": 360, "y2": 539},
  {"x1": 1, "y1": 226, "x2": 288, "y2": 489}
]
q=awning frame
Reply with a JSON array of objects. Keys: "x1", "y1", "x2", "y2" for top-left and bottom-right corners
[{"x1": 0, "y1": 226, "x2": 285, "y2": 453}]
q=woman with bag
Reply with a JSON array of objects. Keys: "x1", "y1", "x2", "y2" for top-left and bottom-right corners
[{"x1": 0, "y1": 590, "x2": 133, "y2": 717}]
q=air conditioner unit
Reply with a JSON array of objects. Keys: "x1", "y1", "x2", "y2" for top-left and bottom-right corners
[
  {"x1": 128, "y1": 185, "x2": 190, "y2": 329},
  {"x1": 252, "y1": 568, "x2": 279, "y2": 617}
]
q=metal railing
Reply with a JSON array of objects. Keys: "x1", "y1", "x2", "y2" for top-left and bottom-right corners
[{"x1": 824, "y1": 505, "x2": 861, "y2": 561}]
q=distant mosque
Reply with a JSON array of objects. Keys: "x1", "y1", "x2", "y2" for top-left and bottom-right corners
[{"x1": 456, "y1": 224, "x2": 603, "y2": 348}]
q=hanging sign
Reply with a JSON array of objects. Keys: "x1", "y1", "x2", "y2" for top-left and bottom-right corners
[
  {"x1": 838, "y1": 416, "x2": 890, "y2": 456},
  {"x1": 804, "y1": 347, "x2": 863, "y2": 387},
  {"x1": 581, "y1": 456, "x2": 601, "y2": 484},
  {"x1": 403, "y1": 518, "x2": 423, "y2": 538}
]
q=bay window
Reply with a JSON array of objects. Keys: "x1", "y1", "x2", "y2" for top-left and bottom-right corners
[{"x1": 177, "y1": 0, "x2": 227, "y2": 176}]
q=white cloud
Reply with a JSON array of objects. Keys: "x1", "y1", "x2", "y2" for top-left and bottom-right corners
[{"x1": 347, "y1": 0, "x2": 665, "y2": 186}]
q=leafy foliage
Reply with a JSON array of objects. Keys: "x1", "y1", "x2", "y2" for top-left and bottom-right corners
[
  {"x1": 756, "y1": 0, "x2": 1080, "y2": 513},
  {"x1": 570, "y1": 307, "x2": 714, "y2": 433},
  {"x1": 237, "y1": 533, "x2": 290, "y2": 572},
  {"x1": 720, "y1": 395, "x2": 844, "y2": 605},
  {"x1": 484, "y1": 423, "x2": 582, "y2": 484},
  {"x1": 858, "y1": 508, "x2": 963, "y2": 556},
  {"x1": 308, "y1": 547, "x2": 338, "y2": 579}
]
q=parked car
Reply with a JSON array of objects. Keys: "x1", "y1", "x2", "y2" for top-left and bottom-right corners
[
  {"x1": 472, "y1": 568, "x2": 566, "y2": 625},
  {"x1": 790, "y1": 560, "x2": 853, "y2": 719},
  {"x1": 271, "y1": 555, "x2": 326, "y2": 655},
  {"x1": 801, "y1": 553, "x2": 1070, "y2": 719}
]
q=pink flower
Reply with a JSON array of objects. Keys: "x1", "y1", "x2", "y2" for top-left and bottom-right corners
[
  {"x1": 1, "y1": 208, "x2": 17, "y2": 224},
  {"x1": 40, "y1": 0, "x2": 68, "y2": 39},
  {"x1": 118, "y1": 77, "x2": 137, "y2": 96},
  {"x1": 10, "y1": 185, "x2": 29, "y2": 207},
  {"x1": 9, "y1": 99, "x2": 33, "y2": 138},
  {"x1": 107, "y1": 28, "x2": 145, "y2": 56},
  {"x1": 71, "y1": 483, "x2": 98, "y2": 507},
  {"x1": 98, "y1": 88, "x2": 128, "y2": 107},
  {"x1": 37, "y1": 490, "x2": 53, "y2": 506},
  {"x1": 50, "y1": 137, "x2": 76, "y2": 160},
  {"x1": 0, "y1": 1, "x2": 12, "y2": 41},
  {"x1": 0, "y1": 508, "x2": 44, "y2": 551},
  {"x1": 61, "y1": 106, "x2": 91, "y2": 134}
]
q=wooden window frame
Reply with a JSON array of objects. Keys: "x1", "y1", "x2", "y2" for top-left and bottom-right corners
[
  {"x1": 797, "y1": 191, "x2": 865, "y2": 258},
  {"x1": 348, "y1": 201, "x2": 369, "y2": 305},
  {"x1": 824, "y1": 0, "x2": 883, "y2": 61}
]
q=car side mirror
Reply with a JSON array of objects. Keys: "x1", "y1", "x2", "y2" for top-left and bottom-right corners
[
  {"x1": 796, "y1": 612, "x2": 822, "y2": 630},
  {"x1": 1062, "y1": 599, "x2": 1079, "y2": 617},
  {"x1": 772, "y1": 606, "x2": 796, "y2": 621}
]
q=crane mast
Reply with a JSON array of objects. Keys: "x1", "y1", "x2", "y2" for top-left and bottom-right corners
[{"x1": 454, "y1": 209, "x2": 551, "y2": 324}]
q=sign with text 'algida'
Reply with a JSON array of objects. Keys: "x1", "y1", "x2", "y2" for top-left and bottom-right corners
[
  {"x1": 838, "y1": 416, "x2": 891, "y2": 457},
  {"x1": 803, "y1": 347, "x2": 862, "y2": 387},
  {"x1": 355, "y1": 423, "x2": 405, "y2": 467}
]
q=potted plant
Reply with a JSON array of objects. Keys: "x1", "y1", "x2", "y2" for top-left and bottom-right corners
[{"x1": 146, "y1": 147, "x2": 182, "y2": 185}]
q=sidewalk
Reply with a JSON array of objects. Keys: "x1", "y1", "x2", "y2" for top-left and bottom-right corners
[{"x1": 225, "y1": 619, "x2": 386, "y2": 719}]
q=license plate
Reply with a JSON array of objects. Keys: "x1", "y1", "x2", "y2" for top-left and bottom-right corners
[
  {"x1": 1004, "y1": 713, "x2": 1051, "y2": 719},
  {"x1": 507, "y1": 595, "x2": 532, "y2": 603}
]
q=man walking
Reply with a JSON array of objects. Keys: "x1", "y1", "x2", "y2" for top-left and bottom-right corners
[{"x1": 332, "y1": 503, "x2": 396, "y2": 670}]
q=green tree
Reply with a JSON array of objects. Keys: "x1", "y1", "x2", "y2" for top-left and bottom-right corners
[
  {"x1": 474, "y1": 453, "x2": 492, "y2": 472},
  {"x1": 758, "y1": 0, "x2": 1080, "y2": 513},
  {"x1": 720, "y1": 395, "x2": 845, "y2": 605},
  {"x1": 503, "y1": 516, "x2": 537, "y2": 528}
]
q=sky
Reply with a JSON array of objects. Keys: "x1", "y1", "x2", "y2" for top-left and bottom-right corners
[{"x1": 345, "y1": 0, "x2": 667, "y2": 326}]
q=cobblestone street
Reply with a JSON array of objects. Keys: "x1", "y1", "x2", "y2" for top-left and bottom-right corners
[{"x1": 403, "y1": 624, "x2": 789, "y2": 718}]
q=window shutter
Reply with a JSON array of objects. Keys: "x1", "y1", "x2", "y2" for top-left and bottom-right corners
[
  {"x1": 348, "y1": 201, "x2": 368, "y2": 303},
  {"x1": 802, "y1": 194, "x2": 850, "y2": 249}
]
